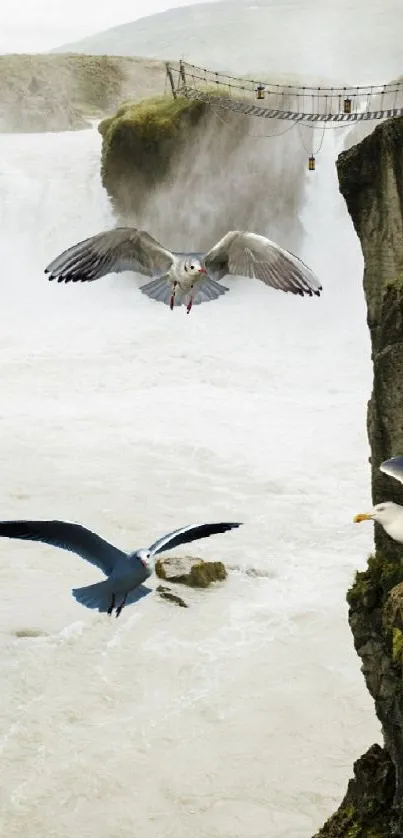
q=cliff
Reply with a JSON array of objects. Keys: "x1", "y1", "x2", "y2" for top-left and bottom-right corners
[
  {"x1": 98, "y1": 93, "x2": 307, "y2": 256},
  {"x1": 98, "y1": 96, "x2": 212, "y2": 219},
  {"x1": 313, "y1": 117, "x2": 403, "y2": 836},
  {"x1": 0, "y1": 54, "x2": 165, "y2": 133}
]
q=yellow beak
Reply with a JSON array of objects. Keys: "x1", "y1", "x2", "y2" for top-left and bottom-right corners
[{"x1": 353, "y1": 512, "x2": 373, "y2": 523}]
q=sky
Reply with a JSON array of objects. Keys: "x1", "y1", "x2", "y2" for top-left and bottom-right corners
[{"x1": 0, "y1": 0, "x2": 218, "y2": 52}]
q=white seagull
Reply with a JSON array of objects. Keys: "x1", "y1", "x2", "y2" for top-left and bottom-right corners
[
  {"x1": 0, "y1": 519, "x2": 242, "y2": 616},
  {"x1": 354, "y1": 455, "x2": 403, "y2": 543},
  {"x1": 44, "y1": 227, "x2": 322, "y2": 314}
]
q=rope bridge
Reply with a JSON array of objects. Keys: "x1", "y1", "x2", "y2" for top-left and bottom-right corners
[{"x1": 166, "y1": 60, "x2": 403, "y2": 124}]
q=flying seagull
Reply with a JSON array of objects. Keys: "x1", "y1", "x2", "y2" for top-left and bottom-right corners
[
  {"x1": 0, "y1": 519, "x2": 241, "y2": 616},
  {"x1": 354, "y1": 455, "x2": 403, "y2": 542},
  {"x1": 44, "y1": 227, "x2": 322, "y2": 314}
]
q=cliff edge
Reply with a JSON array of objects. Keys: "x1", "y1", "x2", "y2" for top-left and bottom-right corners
[{"x1": 313, "y1": 117, "x2": 403, "y2": 836}]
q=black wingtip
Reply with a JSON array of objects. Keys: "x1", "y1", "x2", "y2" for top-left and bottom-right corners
[{"x1": 219, "y1": 522, "x2": 243, "y2": 533}]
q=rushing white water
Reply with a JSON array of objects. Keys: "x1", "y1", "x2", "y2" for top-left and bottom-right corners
[{"x1": 0, "y1": 122, "x2": 380, "y2": 838}]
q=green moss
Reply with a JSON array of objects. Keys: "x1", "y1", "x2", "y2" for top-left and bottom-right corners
[
  {"x1": 317, "y1": 802, "x2": 391, "y2": 838},
  {"x1": 385, "y1": 274, "x2": 403, "y2": 290},
  {"x1": 188, "y1": 561, "x2": 227, "y2": 588},
  {"x1": 392, "y1": 626, "x2": 403, "y2": 662},
  {"x1": 99, "y1": 95, "x2": 202, "y2": 142},
  {"x1": 347, "y1": 552, "x2": 403, "y2": 610}
]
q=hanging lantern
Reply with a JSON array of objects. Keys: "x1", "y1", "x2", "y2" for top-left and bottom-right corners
[
  {"x1": 308, "y1": 155, "x2": 316, "y2": 171},
  {"x1": 344, "y1": 97, "x2": 352, "y2": 114},
  {"x1": 256, "y1": 83, "x2": 265, "y2": 100}
]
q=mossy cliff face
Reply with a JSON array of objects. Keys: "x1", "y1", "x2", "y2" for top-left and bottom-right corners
[
  {"x1": 314, "y1": 118, "x2": 403, "y2": 836},
  {"x1": 98, "y1": 94, "x2": 307, "y2": 255},
  {"x1": 99, "y1": 97, "x2": 213, "y2": 219}
]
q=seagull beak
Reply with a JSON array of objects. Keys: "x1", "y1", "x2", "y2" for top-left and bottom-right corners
[{"x1": 353, "y1": 512, "x2": 374, "y2": 523}]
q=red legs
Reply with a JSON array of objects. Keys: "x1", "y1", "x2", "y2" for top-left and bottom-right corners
[
  {"x1": 170, "y1": 281, "x2": 195, "y2": 314},
  {"x1": 170, "y1": 281, "x2": 178, "y2": 310},
  {"x1": 115, "y1": 592, "x2": 128, "y2": 618},
  {"x1": 107, "y1": 593, "x2": 116, "y2": 616},
  {"x1": 186, "y1": 286, "x2": 194, "y2": 314}
]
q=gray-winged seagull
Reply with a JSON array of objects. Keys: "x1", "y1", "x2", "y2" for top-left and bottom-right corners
[
  {"x1": 44, "y1": 227, "x2": 322, "y2": 314},
  {"x1": 0, "y1": 519, "x2": 242, "y2": 616},
  {"x1": 354, "y1": 455, "x2": 403, "y2": 542}
]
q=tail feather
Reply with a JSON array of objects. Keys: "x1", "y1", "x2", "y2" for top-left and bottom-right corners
[
  {"x1": 140, "y1": 275, "x2": 178, "y2": 306},
  {"x1": 192, "y1": 277, "x2": 229, "y2": 305},
  {"x1": 140, "y1": 276, "x2": 229, "y2": 307},
  {"x1": 72, "y1": 581, "x2": 112, "y2": 612},
  {"x1": 72, "y1": 581, "x2": 153, "y2": 612}
]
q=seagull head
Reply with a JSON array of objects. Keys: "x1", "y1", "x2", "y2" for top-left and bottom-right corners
[
  {"x1": 182, "y1": 258, "x2": 207, "y2": 278},
  {"x1": 354, "y1": 501, "x2": 400, "y2": 526},
  {"x1": 354, "y1": 501, "x2": 403, "y2": 543},
  {"x1": 136, "y1": 548, "x2": 154, "y2": 570}
]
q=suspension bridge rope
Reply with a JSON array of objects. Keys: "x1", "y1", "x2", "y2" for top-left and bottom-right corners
[{"x1": 167, "y1": 60, "x2": 403, "y2": 124}]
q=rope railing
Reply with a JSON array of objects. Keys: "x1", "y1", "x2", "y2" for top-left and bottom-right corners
[{"x1": 167, "y1": 60, "x2": 403, "y2": 123}]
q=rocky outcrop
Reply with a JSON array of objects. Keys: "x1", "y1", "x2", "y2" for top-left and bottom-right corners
[
  {"x1": 313, "y1": 117, "x2": 403, "y2": 836},
  {"x1": 313, "y1": 745, "x2": 394, "y2": 838},
  {"x1": 155, "y1": 555, "x2": 227, "y2": 587},
  {"x1": 0, "y1": 54, "x2": 165, "y2": 133},
  {"x1": 98, "y1": 93, "x2": 307, "y2": 257},
  {"x1": 99, "y1": 96, "x2": 212, "y2": 218}
]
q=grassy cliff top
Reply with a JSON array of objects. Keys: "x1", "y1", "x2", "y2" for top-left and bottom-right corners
[{"x1": 99, "y1": 95, "x2": 208, "y2": 141}]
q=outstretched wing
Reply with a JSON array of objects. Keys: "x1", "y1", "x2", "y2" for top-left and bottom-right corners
[
  {"x1": 148, "y1": 522, "x2": 242, "y2": 557},
  {"x1": 0, "y1": 520, "x2": 127, "y2": 575},
  {"x1": 45, "y1": 227, "x2": 174, "y2": 284},
  {"x1": 380, "y1": 456, "x2": 403, "y2": 485},
  {"x1": 204, "y1": 230, "x2": 322, "y2": 296}
]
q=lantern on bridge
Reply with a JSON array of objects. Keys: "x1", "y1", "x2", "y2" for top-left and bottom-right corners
[{"x1": 344, "y1": 97, "x2": 352, "y2": 114}]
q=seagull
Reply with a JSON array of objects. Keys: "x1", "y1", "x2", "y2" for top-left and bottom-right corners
[
  {"x1": 354, "y1": 455, "x2": 403, "y2": 542},
  {"x1": 0, "y1": 519, "x2": 242, "y2": 616},
  {"x1": 44, "y1": 227, "x2": 322, "y2": 314}
]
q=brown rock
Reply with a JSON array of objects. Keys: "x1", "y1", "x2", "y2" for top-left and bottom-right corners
[{"x1": 155, "y1": 555, "x2": 227, "y2": 588}]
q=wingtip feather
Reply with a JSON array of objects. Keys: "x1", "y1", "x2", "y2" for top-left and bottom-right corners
[{"x1": 380, "y1": 456, "x2": 403, "y2": 484}]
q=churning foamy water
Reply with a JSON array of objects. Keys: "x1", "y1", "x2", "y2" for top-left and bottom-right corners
[{"x1": 0, "y1": 120, "x2": 380, "y2": 838}]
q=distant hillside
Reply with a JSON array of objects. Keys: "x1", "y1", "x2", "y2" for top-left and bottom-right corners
[
  {"x1": 52, "y1": 0, "x2": 403, "y2": 84},
  {"x1": 0, "y1": 54, "x2": 165, "y2": 132}
]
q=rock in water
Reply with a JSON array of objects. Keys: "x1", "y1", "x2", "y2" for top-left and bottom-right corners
[
  {"x1": 155, "y1": 555, "x2": 227, "y2": 588},
  {"x1": 156, "y1": 585, "x2": 188, "y2": 608}
]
